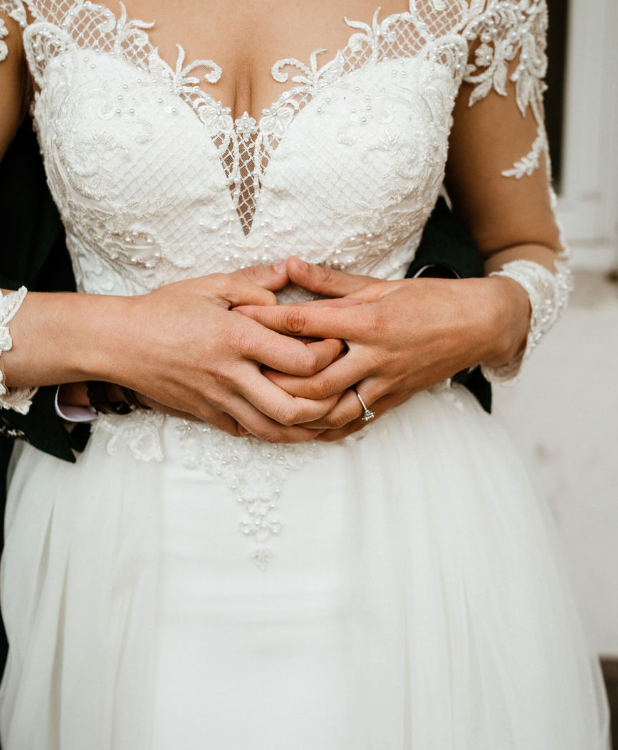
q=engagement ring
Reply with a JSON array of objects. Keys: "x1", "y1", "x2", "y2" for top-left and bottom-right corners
[{"x1": 354, "y1": 389, "x2": 376, "y2": 422}]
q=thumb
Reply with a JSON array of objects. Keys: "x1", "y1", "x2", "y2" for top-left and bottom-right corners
[
  {"x1": 232, "y1": 262, "x2": 290, "y2": 292},
  {"x1": 286, "y1": 256, "x2": 373, "y2": 297}
]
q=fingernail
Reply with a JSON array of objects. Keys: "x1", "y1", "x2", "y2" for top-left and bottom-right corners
[
  {"x1": 274, "y1": 261, "x2": 286, "y2": 273},
  {"x1": 238, "y1": 425, "x2": 250, "y2": 436}
]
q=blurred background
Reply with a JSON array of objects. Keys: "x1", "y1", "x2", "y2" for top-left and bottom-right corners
[{"x1": 495, "y1": 0, "x2": 618, "y2": 740}]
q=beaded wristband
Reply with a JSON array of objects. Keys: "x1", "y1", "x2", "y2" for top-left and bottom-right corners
[{"x1": 481, "y1": 256, "x2": 572, "y2": 385}]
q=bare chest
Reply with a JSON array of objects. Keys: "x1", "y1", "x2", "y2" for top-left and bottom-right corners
[{"x1": 104, "y1": 0, "x2": 410, "y2": 120}]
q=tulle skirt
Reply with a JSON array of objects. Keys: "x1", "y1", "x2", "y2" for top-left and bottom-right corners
[{"x1": 0, "y1": 385, "x2": 610, "y2": 749}]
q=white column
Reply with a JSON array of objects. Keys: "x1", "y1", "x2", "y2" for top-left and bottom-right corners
[{"x1": 557, "y1": 0, "x2": 618, "y2": 270}]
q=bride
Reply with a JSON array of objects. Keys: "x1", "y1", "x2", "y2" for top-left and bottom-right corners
[{"x1": 0, "y1": 0, "x2": 610, "y2": 747}]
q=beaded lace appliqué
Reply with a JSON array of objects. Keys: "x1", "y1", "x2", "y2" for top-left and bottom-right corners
[
  {"x1": 0, "y1": 18, "x2": 9, "y2": 59},
  {"x1": 0, "y1": 288, "x2": 38, "y2": 414},
  {"x1": 482, "y1": 255, "x2": 572, "y2": 383},
  {"x1": 176, "y1": 421, "x2": 326, "y2": 569}
]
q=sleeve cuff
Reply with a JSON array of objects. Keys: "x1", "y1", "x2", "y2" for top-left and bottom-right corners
[{"x1": 55, "y1": 386, "x2": 97, "y2": 423}]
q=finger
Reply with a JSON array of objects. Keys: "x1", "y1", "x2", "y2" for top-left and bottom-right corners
[
  {"x1": 137, "y1": 395, "x2": 196, "y2": 421},
  {"x1": 316, "y1": 390, "x2": 412, "y2": 442},
  {"x1": 232, "y1": 263, "x2": 289, "y2": 292},
  {"x1": 234, "y1": 297, "x2": 364, "y2": 311},
  {"x1": 260, "y1": 347, "x2": 370, "y2": 400},
  {"x1": 303, "y1": 388, "x2": 366, "y2": 430},
  {"x1": 138, "y1": 393, "x2": 241, "y2": 435},
  {"x1": 261, "y1": 339, "x2": 345, "y2": 378},
  {"x1": 236, "y1": 367, "x2": 343, "y2": 425},
  {"x1": 286, "y1": 257, "x2": 373, "y2": 297},
  {"x1": 224, "y1": 394, "x2": 322, "y2": 444},
  {"x1": 317, "y1": 394, "x2": 384, "y2": 443},
  {"x1": 236, "y1": 318, "x2": 349, "y2": 376},
  {"x1": 303, "y1": 338, "x2": 346, "y2": 373},
  {"x1": 204, "y1": 274, "x2": 282, "y2": 308},
  {"x1": 233, "y1": 303, "x2": 368, "y2": 341}
]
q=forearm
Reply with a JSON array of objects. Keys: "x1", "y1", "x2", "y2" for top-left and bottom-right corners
[
  {"x1": 483, "y1": 242, "x2": 560, "y2": 276},
  {"x1": 1, "y1": 289, "x2": 134, "y2": 388}
]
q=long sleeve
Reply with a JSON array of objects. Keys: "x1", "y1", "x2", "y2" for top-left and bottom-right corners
[{"x1": 446, "y1": 0, "x2": 571, "y2": 384}]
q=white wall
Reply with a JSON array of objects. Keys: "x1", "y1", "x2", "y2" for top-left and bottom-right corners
[
  {"x1": 525, "y1": 0, "x2": 618, "y2": 654},
  {"x1": 557, "y1": 0, "x2": 618, "y2": 271}
]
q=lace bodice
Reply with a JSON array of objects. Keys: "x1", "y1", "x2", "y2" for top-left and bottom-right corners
[
  {"x1": 1, "y1": 0, "x2": 553, "y2": 295},
  {"x1": 0, "y1": 0, "x2": 568, "y2": 563}
]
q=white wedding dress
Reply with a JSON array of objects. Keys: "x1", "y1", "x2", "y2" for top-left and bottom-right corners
[{"x1": 0, "y1": 0, "x2": 610, "y2": 748}]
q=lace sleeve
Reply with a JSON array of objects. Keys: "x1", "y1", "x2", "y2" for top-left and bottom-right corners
[
  {"x1": 0, "y1": 1, "x2": 26, "y2": 57},
  {"x1": 449, "y1": 0, "x2": 571, "y2": 384},
  {"x1": 0, "y1": 287, "x2": 37, "y2": 414},
  {"x1": 1, "y1": 3, "x2": 37, "y2": 414}
]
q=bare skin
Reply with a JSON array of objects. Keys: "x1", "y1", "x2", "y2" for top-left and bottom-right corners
[{"x1": 0, "y1": 1, "x2": 563, "y2": 443}]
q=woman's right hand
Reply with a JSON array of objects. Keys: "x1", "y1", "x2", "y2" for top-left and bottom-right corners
[
  {"x1": 121, "y1": 266, "x2": 346, "y2": 443},
  {"x1": 5, "y1": 265, "x2": 344, "y2": 444}
]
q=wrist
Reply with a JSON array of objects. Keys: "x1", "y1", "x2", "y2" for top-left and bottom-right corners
[
  {"x1": 477, "y1": 276, "x2": 531, "y2": 367},
  {"x1": 80, "y1": 294, "x2": 140, "y2": 384},
  {"x1": 3, "y1": 291, "x2": 137, "y2": 387}
]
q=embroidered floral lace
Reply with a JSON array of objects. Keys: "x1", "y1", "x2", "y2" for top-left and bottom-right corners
[
  {"x1": 0, "y1": 287, "x2": 37, "y2": 414},
  {"x1": 0, "y1": 0, "x2": 570, "y2": 559},
  {"x1": 482, "y1": 252, "x2": 572, "y2": 383}
]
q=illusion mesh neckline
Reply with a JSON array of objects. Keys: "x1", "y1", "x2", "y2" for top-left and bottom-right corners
[{"x1": 23, "y1": 0, "x2": 468, "y2": 233}]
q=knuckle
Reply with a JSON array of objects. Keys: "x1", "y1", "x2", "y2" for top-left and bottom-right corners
[
  {"x1": 327, "y1": 410, "x2": 352, "y2": 430},
  {"x1": 229, "y1": 325, "x2": 253, "y2": 355},
  {"x1": 211, "y1": 273, "x2": 231, "y2": 296},
  {"x1": 273, "y1": 402, "x2": 298, "y2": 427},
  {"x1": 240, "y1": 264, "x2": 260, "y2": 282},
  {"x1": 260, "y1": 427, "x2": 285, "y2": 444},
  {"x1": 313, "y1": 376, "x2": 336, "y2": 400},
  {"x1": 215, "y1": 369, "x2": 237, "y2": 393},
  {"x1": 194, "y1": 404, "x2": 214, "y2": 423},
  {"x1": 316, "y1": 265, "x2": 334, "y2": 284},
  {"x1": 283, "y1": 308, "x2": 306, "y2": 335},
  {"x1": 204, "y1": 388, "x2": 230, "y2": 412},
  {"x1": 293, "y1": 350, "x2": 316, "y2": 377}
]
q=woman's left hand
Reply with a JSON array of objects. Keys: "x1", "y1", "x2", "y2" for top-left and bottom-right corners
[{"x1": 234, "y1": 257, "x2": 530, "y2": 441}]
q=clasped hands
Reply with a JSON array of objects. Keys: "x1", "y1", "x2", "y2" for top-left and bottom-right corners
[{"x1": 114, "y1": 256, "x2": 528, "y2": 444}]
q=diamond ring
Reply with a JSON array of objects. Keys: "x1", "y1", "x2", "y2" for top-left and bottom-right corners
[{"x1": 354, "y1": 389, "x2": 376, "y2": 422}]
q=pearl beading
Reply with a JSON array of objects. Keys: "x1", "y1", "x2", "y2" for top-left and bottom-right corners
[
  {"x1": 482, "y1": 254, "x2": 573, "y2": 384},
  {"x1": 0, "y1": 0, "x2": 565, "y2": 563}
]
